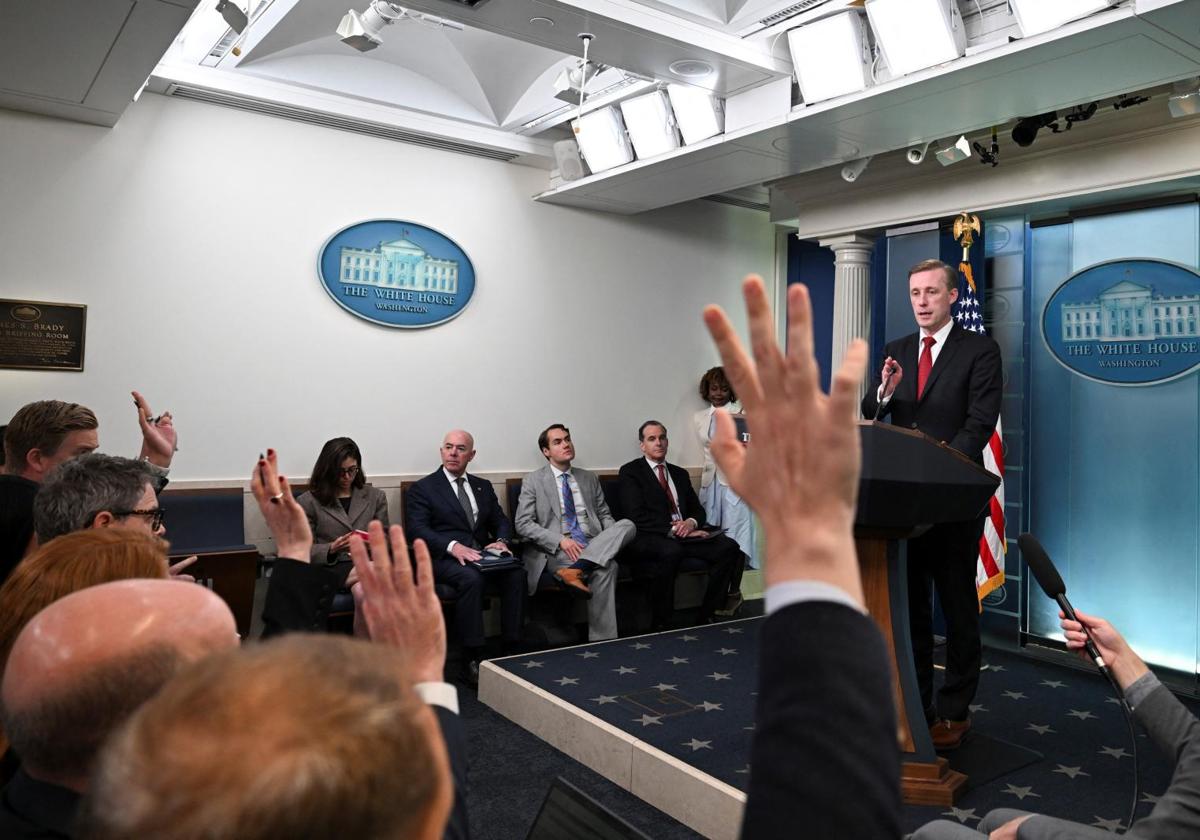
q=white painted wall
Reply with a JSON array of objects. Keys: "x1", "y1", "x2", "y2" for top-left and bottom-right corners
[{"x1": 0, "y1": 94, "x2": 776, "y2": 482}]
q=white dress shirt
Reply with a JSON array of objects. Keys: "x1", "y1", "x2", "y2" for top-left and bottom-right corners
[{"x1": 444, "y1": 468, "x2": 479, "y2": 555}]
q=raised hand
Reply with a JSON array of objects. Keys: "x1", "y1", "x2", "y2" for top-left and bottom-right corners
[
  {"x1": 133, "y1": 390, "x2": 177, "y2": 467},
  {"x1": 249, "y1": 449, "x2": 312, "y2": 562},
  {"x1": 349, "y1": 521, "x2": 447, "y2": 684},
  {"x1": 703, "y1": 277, "x2": 868, "y2": 604}
]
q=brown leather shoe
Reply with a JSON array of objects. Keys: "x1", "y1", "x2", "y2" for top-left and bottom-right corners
[
  {"x1": 930, "y1": 718, "x2": 971, "y2": 750},
  {"x1": 554, "y1": 567, "x2": 593, "y2": 599}
]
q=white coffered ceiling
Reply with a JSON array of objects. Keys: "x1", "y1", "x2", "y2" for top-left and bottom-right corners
[{"x1": 5, "y1": 0, "x2": 1200, "y2": 213}]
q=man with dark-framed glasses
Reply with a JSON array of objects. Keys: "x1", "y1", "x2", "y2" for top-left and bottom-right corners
[{"x1": 33, "y1": 453, "x2": 167, "y2": 543}]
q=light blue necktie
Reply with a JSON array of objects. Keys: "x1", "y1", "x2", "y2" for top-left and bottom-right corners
[{"x1": 560, "y1": 473, "x2": 589, "y2": 546}]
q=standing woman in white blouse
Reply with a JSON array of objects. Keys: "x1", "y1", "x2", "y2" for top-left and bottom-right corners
[{"x1": 693, "y1": 366, "x2": 758, "y2": 570}]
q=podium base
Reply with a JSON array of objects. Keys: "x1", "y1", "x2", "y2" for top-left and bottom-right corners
[{"x1": 901, "y1": 757, "x2": 967, "y2": 805}]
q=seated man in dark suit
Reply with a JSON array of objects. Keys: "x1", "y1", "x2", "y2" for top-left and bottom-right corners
[
  {"x1": 617, "y1": 421, "x2": 743, "y2": 629},
  {"x1": 405, "y1": 429, "x2": 525, "y2": 683},
  {"x1": 703, "y1": 276, "x2": 901, "y2": 839}
]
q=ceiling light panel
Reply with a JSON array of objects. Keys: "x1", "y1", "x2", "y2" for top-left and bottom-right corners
[
  {"x1": 572, "y1": 107, "x2": 635, "y2": 174},
  {"x1": 787, "y1": 11, "x2": 872, "y2": 105},
  {"x1": 666, "y1": 84, "x2": 723, "y2": 145},
  {"x1": 865, "y1": 0, "x2": 965, "y2": 78},
  {"x1": 620, "y1": 90, "x2": 681, "y2": 160},
  {"x1": 1009, "y1": 0, "x2": 1117, "y2": 38}
]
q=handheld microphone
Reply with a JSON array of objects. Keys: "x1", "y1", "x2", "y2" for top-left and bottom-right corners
[
  {"x1": 1017, "y1": 532, "x2": 1124, "y2": 700},
  {"x1": 872, "y1": 364, "x2": 898, "y2": 421}
]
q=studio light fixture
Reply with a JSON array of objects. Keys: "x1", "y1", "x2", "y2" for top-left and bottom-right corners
[
  {"x1": 907, "y1": 142, "x2": 931, "y2": 165},
  {"x1": 840, "y1": 156, "x2": 872, "y2": 183},
  {"x1": 336, "y1": 0, "x2": 461, "y2": 52},
  {"x1": 934, "y1": 135, "x2": 971, "y2": 166},
  {"x1": 620, "y1": 90, "x2": 681, "y2": 160},
  {"x1": 572, "y1": 106, "x2": 635, "y2": 174},
  {"x1": 865, "y1": 0, "x2": 965, "y2": 78},
  {"x1": 666, "y1": 84, "x2": 724, "y2": 145},
  {"x1": 1011, "y1": 112, "x2": 1059, "y2": 147},
  {"x1": 1169, "y1": 92, "x2": 1200, "y2": 118},
  {"x1": 1009, "y1": 0, "x2": 1118, "y2": 38},
  {"x1": 216, "y1": 0, "x2": 248, "y2": 34},
  {"x1": 1168, "y1": 79, "x2": 1200, "y2": 119},
  {"x1": 787, "y1": 11, "x2": 872, "y2": 105}
]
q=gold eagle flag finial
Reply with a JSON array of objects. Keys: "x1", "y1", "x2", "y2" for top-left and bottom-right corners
[{"x1": 953, "y1": 212, "x2": 982, "y2": 262}]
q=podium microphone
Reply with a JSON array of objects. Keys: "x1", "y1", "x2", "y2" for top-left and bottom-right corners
[
  {"x1": 872, "y1": 364, "x2": 897, "y2": 421},
  {"x1": 1017, "y1": 532, "x2": 1124, "y2": 701}
]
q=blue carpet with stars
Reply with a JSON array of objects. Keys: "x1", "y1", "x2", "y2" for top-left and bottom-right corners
[
  {"x1": 493, "y1": 617, "x2": 761, "y2": 788},
  {"x1": 487, "y1": 620, "x2": 1200, "y2": 837}
]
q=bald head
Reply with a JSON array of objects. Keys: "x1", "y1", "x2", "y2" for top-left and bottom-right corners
[
  {"x1": 439, "y1": 429, "x2": 476, "y2": 477},
  {"x1": 1, "y1": 579, "x2": 237, "y2": 790}
]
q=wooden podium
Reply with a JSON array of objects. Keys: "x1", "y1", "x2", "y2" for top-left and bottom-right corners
[{"x1": 854, "y1": 421, "x2": 1000, "y2": 805}]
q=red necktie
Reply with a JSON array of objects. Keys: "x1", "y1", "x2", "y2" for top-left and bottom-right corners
[
  {"x1": 656, "y1": 464, "x2": 680, "y2": 517},
  {"x1": 917, "y1": 335, "x2": 936, "y2": 398}
]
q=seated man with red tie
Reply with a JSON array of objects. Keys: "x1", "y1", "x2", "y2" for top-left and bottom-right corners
[
  {"x1": 617, "y1": 420, "x2": 744, "y2": 630},
  {"x1": 405, "y1": 429, "x2": 526, "y2": 686}
]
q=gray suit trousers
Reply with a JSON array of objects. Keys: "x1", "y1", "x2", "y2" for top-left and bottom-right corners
[{"x1": 544, "y1": 520, "x2": 634, "y2": 641}]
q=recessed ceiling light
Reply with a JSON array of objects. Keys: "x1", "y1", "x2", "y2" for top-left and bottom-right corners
[
  {"x1": 669, "y1": 59, "x2": 714, "y2": 79},
  {"x1": 529, "y1": 16, "x2": 554, "y2": 26}
]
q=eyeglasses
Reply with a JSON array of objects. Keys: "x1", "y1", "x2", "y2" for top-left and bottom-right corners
[
  {"x1": 337, "y1": 466, "x2": 360, "y2": 477},
  {"x1": 113, "y1": 507, "x2": 166, "y2": 531}
]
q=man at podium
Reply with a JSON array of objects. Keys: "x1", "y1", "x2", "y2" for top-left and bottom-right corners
[{"x1": 861, "y1": 258, "x2": 1002, "y2": 750}]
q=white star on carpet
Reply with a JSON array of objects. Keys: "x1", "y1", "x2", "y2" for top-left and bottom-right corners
[
  {"x1": 1099, "y1": 746, "x2": 1129, "y2": 759},
  {"x1": 1002, "y1": 691, "x2": 1027, "y2": 700},
  {"x1": 631, "y1": 642, "x2": 651, "y2": 650},
  {"x1": 716, "y1": 648, "x2": 738, "y2": 656},
  {"x1": 1053, "y1": 765, "x2": 1089, "y2": 779},
  {"x1": 1068, "y1": 709, "x2": 1098, "y2": 720},
  {"x1": 613, "y1": 666, "x2": 637, "y2": 675},
  {"x1": 942, "y1": 807, "x2": 979, "y2": 823},
  {"x1": 653, "y1": 683, "x2": 678, "y2": 692},
  {"x1": 969, "y1": 704, "x2": 988, "y2": 714},
  {"x1": 983, "y1": 664, "x2": 1006, "y2": 672},
  {"x1": 706, "y1": 672, "x2": 731, "y2": 681},
  {"x1": 591, "y1": 695, "x2": 617, "y2": 705},
  {"x1": 699, "y1": 701, "x2": 723, "y2": 712},
  {"x1": 1090, "y1": 816, "x2": 1125, "y2": 832},
  {"x1": 667, "y1": 657, "x2": 689, "y2": 665},
  {"x1": 577, "y1": 651, "x2": 600, "y2": 659},
  {"x1": 722, "y1": 627, "x2": 743, "y2": 634},
  {"x1": 1041, "y1": 679, "x2": 1066, "y2": 689},
  {"x1": 681, "y1": 738, "x2": 712, "y2": 751},
  {"x1": 555, "y1": 677, "x2": 580, "y2": 686},
  {"x1": 743, "y1": 724, "x2": 755, "y2": 731},
  {"x1": 1027, "y1": 724, "x2": 1055, "y2": 735},
  {"x1": 735, "y1": 764, "x2": 750, "y2": 775},
  {"x1": 1141, "y1": 792, "x2": 1161, "y2": 804},
  {"x1": 634, "y1": 714, "x2": 662, "y2": 726},
  {"x1": 523, "y1": 660, "x2": 544, "y2": 669},
  {"x1": 677, "y1": 634, "x2": 698, "y2": 642},
  {"x1": 1105, "y1": 697, "x2": 1124, "y2": 705},
  {"x1": 1002, "y1": 784, "x2": 1040, "y2": 801}
]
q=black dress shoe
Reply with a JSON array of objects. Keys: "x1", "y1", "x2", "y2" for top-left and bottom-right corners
[{"x1": 461, "y1": 660, "x2": 480, "y2": 688}]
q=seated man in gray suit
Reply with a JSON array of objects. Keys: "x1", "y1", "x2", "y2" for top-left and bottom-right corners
[
  {"x1": 514, "y1": 424, "x2": 634, "y2": 642},
  {"x1": 914, "y1": 609, "x2": 1200, "y2": 840}
]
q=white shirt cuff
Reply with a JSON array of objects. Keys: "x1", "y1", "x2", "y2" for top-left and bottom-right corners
[
  {"x1": 765, "y1": 581, "x2": 866, "y2": 616},
  {"x1": 414, "y1": 681, "x2": 459, "y2": 714},
  {"x1": 446, "y1": 540, "x2": 458, "y2": 555}
]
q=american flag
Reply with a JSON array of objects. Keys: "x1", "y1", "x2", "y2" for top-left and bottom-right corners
[{"x1": 953, "y1": 261, "x2": 1005, "y2": 602}]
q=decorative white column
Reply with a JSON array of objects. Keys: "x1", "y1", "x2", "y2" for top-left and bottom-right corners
[{"x1": 818, "y1": 233, "x2": 875, "y2": 403}]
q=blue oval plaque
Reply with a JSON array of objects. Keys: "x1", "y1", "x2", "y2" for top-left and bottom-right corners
[
  {"x1": 318, "y1": 220, "x2": 475, "y2": 328},
  {"x1": 1042, "y1": 259, "x2": 1200, "y2": 386}
]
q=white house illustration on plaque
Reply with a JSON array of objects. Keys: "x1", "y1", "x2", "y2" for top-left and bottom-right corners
[
  {"x1": 1061, "y1": 280, "x2": 1200, "y2": 342},
  {"x1": 339, "y1": 238, "x2": 459, "y2": 293}
]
